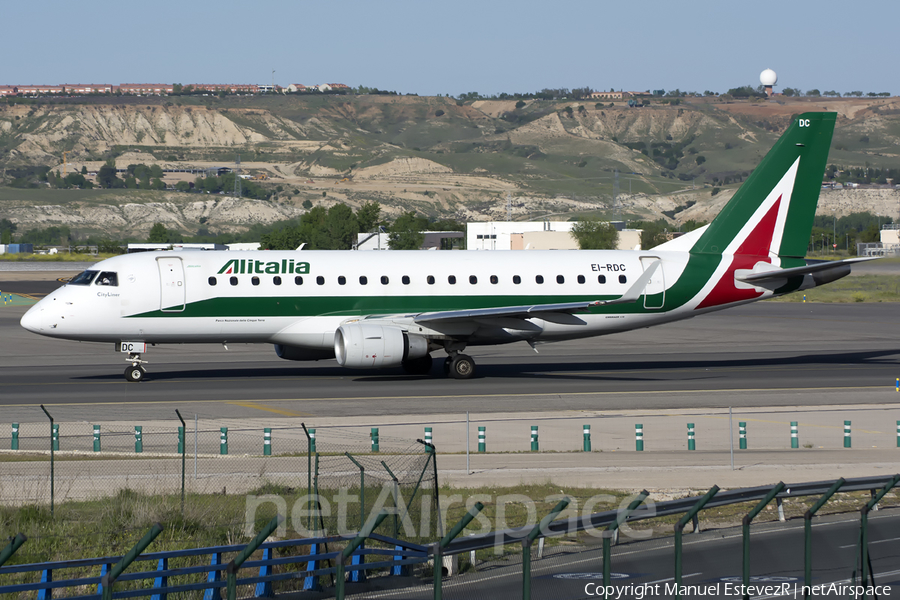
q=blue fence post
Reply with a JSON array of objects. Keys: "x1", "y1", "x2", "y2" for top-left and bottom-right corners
[
  {"x1": 151, "y1": 557, "x2": 168, "y2": 600},
  {"x1": 203, "y1": 552, "x2": 222, "y2": 600},
  {"x1": 392, "y1": 544, "x2": 410, "y2": 576},
  {"x1": 303, "y1": 543, "x2": 322, "y2": 591},
  {"x1": 96, "y1": 563, "x2": 112, "y2": 597},
  {"x1": 38, "y1": 567, "x2": 52, "y2": 600},
  {"x1": 351, "y1": 550, "x2": 366, "y2": 582},
  {"x1": 254, "y1": 547, "x2": 274, "y2": 598}
]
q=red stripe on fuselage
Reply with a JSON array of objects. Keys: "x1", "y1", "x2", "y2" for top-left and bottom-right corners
[{"x1": 695, "y1": 196, "x2": 781, "y2": 310}]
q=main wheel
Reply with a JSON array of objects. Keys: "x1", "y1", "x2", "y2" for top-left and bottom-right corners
[
  {"x1": 448, "y1": 354, "x2": 475, "y2": 379},
  {"x1": 402, "y1": 354, "x2": 433, "y2": 375},
  {"x1": 125, "y1": 365, "x2": 146, "y2": 383}
]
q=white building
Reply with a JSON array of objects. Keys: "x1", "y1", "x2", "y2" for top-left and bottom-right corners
[{"x1": 467, "y1": 221, "x2": 641, "y2": 251}]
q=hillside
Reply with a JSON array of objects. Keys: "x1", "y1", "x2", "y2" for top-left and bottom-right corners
[{"x1": 1, "y1": 94, "x2": 898, "y2": 238}]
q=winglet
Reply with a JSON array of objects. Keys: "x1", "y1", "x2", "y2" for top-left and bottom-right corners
[{"x1": 595, "y1": 260, "x2": 660, "y2": 307}]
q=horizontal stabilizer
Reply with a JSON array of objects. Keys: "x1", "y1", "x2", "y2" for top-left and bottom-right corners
[{"x1": 735, "y1": 257, "x2": 879, "y2": 284}]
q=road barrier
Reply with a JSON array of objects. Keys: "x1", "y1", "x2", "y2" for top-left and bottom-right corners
[
  {"x1": 583, "y1": 424, "x2": 591, "y2": 452},
  {"x1": 739, "y1": 421, "x2": 747, "y2": 449},
  {"x1": 530, "y1": 426, "x2": 538, "y2": 452},
  {"x1": 478, "y1": 426, "x2": 485, "y2": 453},
  {"x1": 371, "y1": 427, "x2": 379, "y2": 453},
  {"x1": 844, "y1": 420, "x2": 852, "y2": 448},
  {"x1": 11, "y1": 423, "x2": 17, "y2": 450},
  {"x1": 220, "y1": 427, "x2": 228, "y2": 455},
  {"x1": 791, "y1": 421, "x2": 799, "y2": 448},
  {"x1": 687, "y1": 423, "x2": 695, "y2": 451},
  {"x1": 93, "y1": 425, "x2": 101, "y2": 452},
  {"x1": 51, "y1": 424, "x2": 59, "y2": 452},
  {"x1": 134, "y1": 426, "x2": 142, "y2": 453},
  {"x1": 263, "y1": 428, "x2": 271, "y2": 456},
  {"x1": 635, "y1": 424, "x2": 644, "y2": 451},
  {"x1": 424, "y1": 427, "x2": 433, "y2": 451}
]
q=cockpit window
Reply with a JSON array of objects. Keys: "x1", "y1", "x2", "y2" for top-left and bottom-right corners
[
  {"x1": 95, "y1": 272, "x2": 118, "y2": 287},
  {"x1": 69, "y1": 270, "x2": 98, "y2": 285}
]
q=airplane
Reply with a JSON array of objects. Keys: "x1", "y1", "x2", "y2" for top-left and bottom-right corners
[{"x1": 20, "y1": 112, "x2": 873, "y2": 381}]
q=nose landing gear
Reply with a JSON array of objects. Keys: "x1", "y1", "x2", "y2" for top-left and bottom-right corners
[{"x1": 124, "y1": 353, "x2": 148, "y2": 382}]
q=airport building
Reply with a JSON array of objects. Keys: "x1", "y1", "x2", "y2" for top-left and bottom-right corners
[{"x1": 466, "y1": 221, "x2": 642, "y2": 251}]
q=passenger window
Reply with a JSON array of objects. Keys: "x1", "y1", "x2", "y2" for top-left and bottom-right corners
[
  {"x1": 208, "y1": 276, "x2": 217, "y2": 286},
  {"x1": 69, "y1": 270, "x2": 98, "y2": 285},
  {"x1": 427, "y1": 275, "x2": 435, "y2": 285},
  {"x1": 469, "y1": 275, "x2": 477, "y2": 284},
  {"x1": 359, "y1": 276, "x2": 368, "y2": 285},
  {"x1": 230, "y1": 276, "x2": 238, "y2": 286},
  {"x1": 490, "y1": 275, "x2": 498, "y2": 284},
  {"x1": 273, "y1": 276, "x2": 282, "y2": 286},
  {"x1": 577, "y1": 275, "x2": 585, "y2": 284},
  {"x1": 619, "y1": 275, "x2": 627, "y2": 284},
  {"x1": 598, "y1": 275, "x2": 606, "y2": 284},
  {"x1": 338, "y1": 276, "x2": 346, "y2": 285},
  {"x1": 317, "y1": 276, "x2": 325, "y2": 285},
  {"x1": 513, "y1": 275, "x2": 521, "y2": 284},
  {"x1": 381, "y1": 276, "x2": 389, "y2": 285},
  {"x1": 96, "y1": 272, "x2": 118, "y2": 286},
  {"x1": 295, "y1": 276, "x2": 304, "y2": 285},
  {"x1": 448, "y1": 275, "x2": 456, "y2": 285},
  {"x1": 402, "y1": 275, "x2": 410, "y2": 285},
  {"x1": 251, "y1": 276, "x2": 260, "y2": 286},
  {"x1": 535, "y1": 275, "x2": 544, "y2": 284},
  {"x1": 556, "y1": 275, "x2": 564, "y2": 284}
]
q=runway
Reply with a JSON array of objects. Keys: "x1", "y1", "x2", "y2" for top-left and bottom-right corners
[{"x1": 2, "y1": 298, "x2": 900, "y2": 420}]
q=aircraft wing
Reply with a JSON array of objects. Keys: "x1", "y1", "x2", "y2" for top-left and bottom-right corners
[
  {"x1": 414, "y1": 260, "x2": 660, "y2": 327},
  {"x1": 735, "y1": 256, "x2": 878, "y2": 284}
]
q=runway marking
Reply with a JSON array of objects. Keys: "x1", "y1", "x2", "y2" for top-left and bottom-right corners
[
  {"x1": 839, "y1": 536, "x2": 900, "y2": 549},
  {"x1": 0, "y1": 385, "x2": 891, "y2": 408},
  {"x1": 225, "y1": 401, "x2": 312, "y2": 417}
]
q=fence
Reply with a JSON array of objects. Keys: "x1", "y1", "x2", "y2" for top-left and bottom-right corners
[{"x1": 2, "y1": 475, "x2": 898, "y2": 600}]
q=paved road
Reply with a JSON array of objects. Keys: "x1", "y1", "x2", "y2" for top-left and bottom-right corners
[{"x1": 3, "y1": 301, "x2": 900, "y2": 420}]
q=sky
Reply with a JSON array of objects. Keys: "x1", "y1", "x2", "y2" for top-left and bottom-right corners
[{"x1": 5, "y1": 0, "x2": 898, "y2": 97}]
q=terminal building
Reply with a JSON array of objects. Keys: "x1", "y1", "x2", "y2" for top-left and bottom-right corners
[{"x1": 466, "y1": 221, "x2": 642, "y2": 251}]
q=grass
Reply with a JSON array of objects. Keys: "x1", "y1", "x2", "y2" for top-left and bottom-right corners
[{"x1": 771, "y1": 274, "x2": 900, "y2": 303}]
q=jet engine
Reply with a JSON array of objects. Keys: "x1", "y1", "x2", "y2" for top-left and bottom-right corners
[
  {"x1": 334, "y1": 323, "x2": 429, "y2": 369},
  {"x1": 274, "y1": 344, "x2": 334, "y2": 361}
]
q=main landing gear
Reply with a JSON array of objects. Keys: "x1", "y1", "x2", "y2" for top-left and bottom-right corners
[
  {"x1": 444, "y1": 353, "x2": 475, "y2": 379},
  {"x1": 124, "y1": 353, "x2": 147, "y2": 383}
]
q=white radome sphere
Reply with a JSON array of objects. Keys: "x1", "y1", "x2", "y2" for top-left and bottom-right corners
[{"x1": 760, "y1": 69, "x2": 778, "y2": 86}]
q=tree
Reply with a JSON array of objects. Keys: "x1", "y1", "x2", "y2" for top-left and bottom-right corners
[
  {"x1": 632, "y1": 220, "x2": 668, "y2": 249},
  {"x1": 570, "y1": 218, "x2": 619, "y2": 249},
  {"x1": 389, "y1": 211, "x2": 425, "y2": 250},
  {"x1": 148, "y1": 223, "x2": 170, "y2": 243},
  {"x1": 781, "y1": 88, "x2": 799, "y2": 97},
  {"x1": 96, "y1": 159, "x2": 122, "y2": 188},
  {"x1": 81, "y1": 165, "x2": 88, "y2": 175},
  {"x1": 323, "y1": 203, "x2": 358, "y2": 249},
  {"x1": 806, "y1": 89, "x2": 821, "y2": 97},
  {"x1": 695, "y1": 155, "x2": 706, "y2": 165},
  {"x1": 0, "y1": 218, "x2": 16, "y2": 244},
  {"x1": 356, "y1": 200, "x2": 382, "y2": 233},
  {"x1": 175, "y1": 181, "x2": 190, "y2": 192}
]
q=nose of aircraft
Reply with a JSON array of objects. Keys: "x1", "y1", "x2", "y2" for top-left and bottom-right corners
[{"x1": 20, "y1": 302, "x2": 43, "y2": 333}]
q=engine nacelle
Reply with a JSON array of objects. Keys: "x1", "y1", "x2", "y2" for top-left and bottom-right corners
[
  {"x1": 274, "y1": 344, "x2": 335, "y2": 361},
  {"x1": 334, "y1": 323, "x2": 429, "y2": 369}
]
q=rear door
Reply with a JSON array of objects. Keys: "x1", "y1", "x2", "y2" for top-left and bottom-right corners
[
  {"x1": 639, "y1": 256, "x2": 665, "y2": 309},
  {"x1": 157, "y1": 256, "x2": 185, "y2": 312}
]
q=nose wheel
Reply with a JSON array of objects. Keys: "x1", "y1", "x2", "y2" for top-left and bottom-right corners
[{"x1": 124, "y1": 353, "x2": 148, "y2": 382}]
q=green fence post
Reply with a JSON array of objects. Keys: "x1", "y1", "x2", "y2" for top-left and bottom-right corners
[
  {"x1": 177, "y1": 426, "x2": 185, "y2": 454},
  {"x1": 687, "y1": 423, "x2": 695, "y2": 451},
  {"x1": 791, "y1": 422, "x2": 799, "y2": 448},
  {"x1": 345, "y1": 452, "x2": 366, "y2": 579},
  {"x1": 425, "y1": 427, "x2": 433, "y2": 451},
  {"x1": 603, "y1": 491, "x2": 649, "y2": 599},
  {"x1": 844, "y1": 420, "x2": 851, "y2": 448},
  {"x1": 435, "y1": 502, "x2": 485, "y2": 600},
  {"x1": 478, "y1": 426, "x2": 485, "y2": 453},
  {"x1": 93, "y1": 425, "x2": 101, "y2": 452},
  {"x1": 264, "y1": 428, "x2": 272, "y2": 456},
  {"x1": 530, "y1": 426, "x2": 538, "y2": 452},
  {"x1": 11, "y1": 423, "x2": 18, "y2": 450},
  {"x1": 897, "y1": 421, "x2": 900, "y2": 448},
  {"x1": 176, "y1": 410, "x2": 186, "y2": 518},
  {"x1": 742, "y1": 482, "x2": 786, "y2": 600},
  {"x1": 336, "y1": 511, "x2": 389, "y2": 600},
  {"x1": 371, "y1": 428, "x2": 379, "y2": 453},
  {"x1": 523, "y1": 498, "x2": 570, "y2": 600},
  {"x1": 309, "y1": 427, "x2": 316, "y2": 452},
  {"x1": 0, "y1": 533, "x2": 27, "y2": 568},
  {"x1": 101, "y1": 523, "x2": 164, "y2": 600},
  {"x1": 226, "y1": 515, "x2": 283, "y2": 600},
  {"x1": 739, "y1": 422, "x2": 747, "y2": 450},
  {"x1": 220, "y1": 427, "x2": 228, "y2": 455},
  {"x1": 804, "y1": 478, "x2": 845, "y2": 599},
  {"x1": 674, "y1": 486, "x2": 719, "y2": 600},
  {"x1": 583, "y1": 424, "x2": 591, "y2": 452},
  {"x1": 859, "y1": 474, "x2": 900, "y2": 597},
  {"x1": 134, "y1": 426, "x2": 143, "y2": 453},
  {"x1": 40, "y1": 405, "x2": 54, "y2": 518},
  {"x1": 635, "y1": 424, "x2": 643, "y2": 451}
]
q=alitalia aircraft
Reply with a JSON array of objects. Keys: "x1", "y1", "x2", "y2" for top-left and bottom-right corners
[{"x1": 21, "y1": 112, "x2": 872, "y2": 381}]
